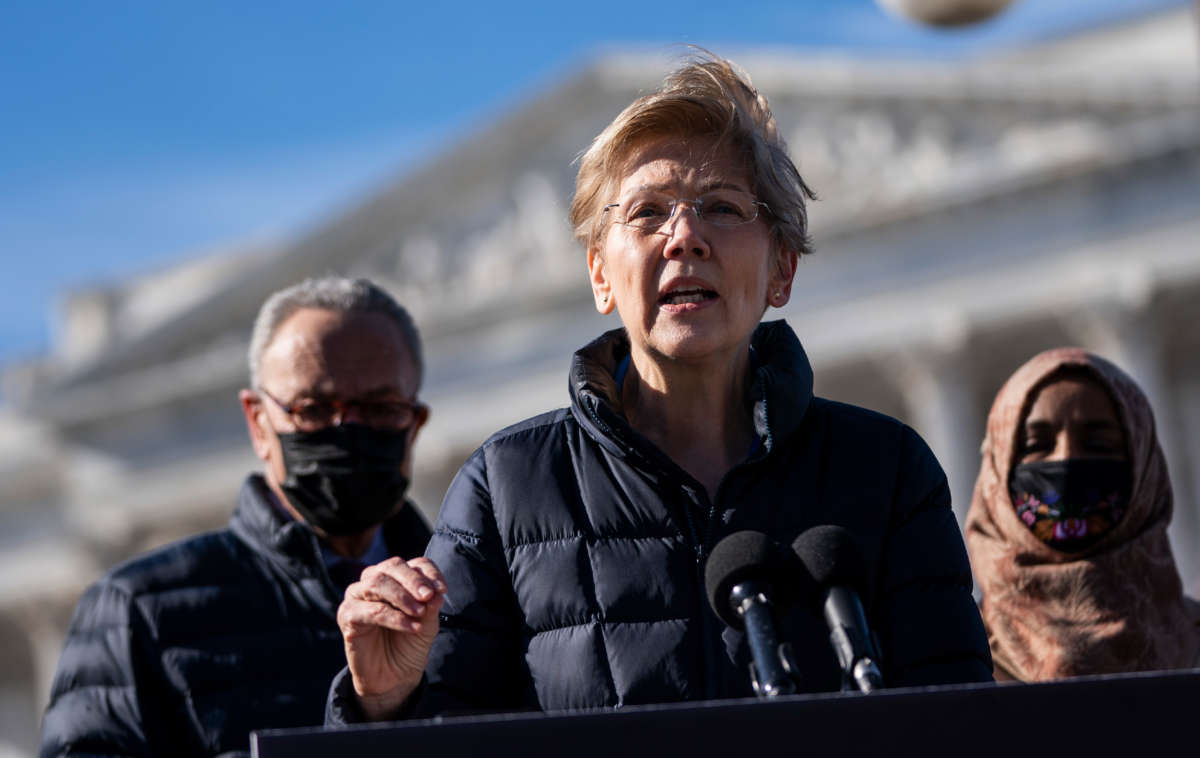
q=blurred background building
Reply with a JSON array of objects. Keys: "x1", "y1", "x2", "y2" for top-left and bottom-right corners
[{"x1": 1, "y1": 4, "x2": 1198, "y2": 755}]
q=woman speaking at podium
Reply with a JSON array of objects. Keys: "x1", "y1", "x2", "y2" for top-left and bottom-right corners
[{"x1": 329, "y1": 52, "x2": 992, "y2": 723}]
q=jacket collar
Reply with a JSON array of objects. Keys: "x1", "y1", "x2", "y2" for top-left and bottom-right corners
[
  {"x1": 568, "y1": 320, "x2": 814, "y2": 461},
  {"x1": 229, "y1": 473, "x2": 341, "y2": 615}
]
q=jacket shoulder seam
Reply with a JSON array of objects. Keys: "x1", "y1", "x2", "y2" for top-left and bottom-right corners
[{"x1": 478, "y1": 408, "x2": 572, "y2": 451}]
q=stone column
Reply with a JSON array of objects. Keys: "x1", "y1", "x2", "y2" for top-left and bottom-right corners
[
  {"x1": 13, "y1": 598, "x2": 75, "y2": 724},
  {"x1": 879, "y1": 312, "x2": 986, "y2": 530},
  {"x1": 0, "y1": 599, "x2": 77, "y2": 758},
  {"x1": 0, "y1": 609, "x2": 42, "y2": 758}
]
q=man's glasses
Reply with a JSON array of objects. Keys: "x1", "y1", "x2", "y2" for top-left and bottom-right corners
[
  {"x1": 258, "y1": 388, "x2": 419, "y2": 432},
  {"x1": 602, "y1": 189, "x2": 768, "y2": 233}
]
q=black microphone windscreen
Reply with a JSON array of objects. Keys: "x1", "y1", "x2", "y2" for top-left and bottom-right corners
[
  {"x1": 704, "y1": 530, "x2": 776, "y2": 629},
  {"x1": 790, "y1": 525, "x2": 867, "y2": 591}
]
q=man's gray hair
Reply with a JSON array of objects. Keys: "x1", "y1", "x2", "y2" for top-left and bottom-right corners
[{"x1": 248, "y1": 276, "x2": 423, "y2": 390}]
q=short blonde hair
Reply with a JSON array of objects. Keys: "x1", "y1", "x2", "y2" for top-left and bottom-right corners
[{"x1": 570, "y1": 52, "x2": 815, "y2": 258}]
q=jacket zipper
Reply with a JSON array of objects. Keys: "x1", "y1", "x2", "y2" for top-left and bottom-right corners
[{"x1": 681, "y1": 483, "x2": 720, "y2": 700}]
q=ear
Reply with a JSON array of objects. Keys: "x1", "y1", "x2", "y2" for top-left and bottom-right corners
[
  {"x1": 767, "y1": 248, "x2": 799, "y2": 309},
  {"x1": 587, "y1": 246, "x2": 615, "y2": 315},
  {"x1": 239, "y1": 389, "x2": 272, "y2": 461},
  {"x1": 410, "y1": 402, "x2": 430, "y2": 442},
  {"x1": 400, "y1": 403, "x2": 431, "y2": 477}
]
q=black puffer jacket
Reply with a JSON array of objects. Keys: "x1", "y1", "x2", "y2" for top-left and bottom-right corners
[
  {"x1": 41, "y1": 474, "x2": 430, "y2": 758},
  {"x1": 328, "y1": 321, "x2": 991, "y2": 722}
]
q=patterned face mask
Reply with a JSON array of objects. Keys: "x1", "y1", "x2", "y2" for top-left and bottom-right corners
[{"x1": 1009, "y1": 459, "x2": 1131, "y2": 553}]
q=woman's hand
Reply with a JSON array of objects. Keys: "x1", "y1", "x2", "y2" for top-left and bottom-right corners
[{"x1": 337, "y1": 556, "x2": 447, "y2": 721}]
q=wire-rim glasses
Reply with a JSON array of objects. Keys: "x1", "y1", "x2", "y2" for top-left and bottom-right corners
[
  {"x1": 602, "y1": 188, "x2": 769, "y2": 233},
  {"x1": 257, "y1": 387, "x2": 419, "y2": 431}
]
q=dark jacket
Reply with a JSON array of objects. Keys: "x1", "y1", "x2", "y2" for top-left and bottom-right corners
[
  {"x1": 328, "y1": 321, "x2": 991, "y2": 722},
  {"x1": 41, "y1": 474, "x2": 430, "y2": 758}
]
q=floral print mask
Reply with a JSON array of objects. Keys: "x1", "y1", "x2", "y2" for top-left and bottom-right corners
[{"x1": 1009, "y1": 459, "x2": 1131, "y2": 553}]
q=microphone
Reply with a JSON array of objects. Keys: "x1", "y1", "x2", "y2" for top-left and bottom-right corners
[
  {"x1": 791, "y1": 526, "x2": 883, "y2": 693},
  {"x1": 704, "y1": 530, "x2": 797, "y2": 697}
]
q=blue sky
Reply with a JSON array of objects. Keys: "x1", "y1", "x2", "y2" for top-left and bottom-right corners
[{"x1": 0, "y1": 0, "x2": 1186, "y2": 368}]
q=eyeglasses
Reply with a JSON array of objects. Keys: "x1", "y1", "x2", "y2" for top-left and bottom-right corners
[
  {"x1": 602, "y1": 189, "x2": 768, "y2": 233},
  {"x1": 257, "y1": 387, "x2": 420, "y2": 432}
]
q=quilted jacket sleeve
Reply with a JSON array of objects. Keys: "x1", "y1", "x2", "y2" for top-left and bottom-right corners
[
  {"x1": 873, "y1": 425, "x2": 993, "y2": 687},
  {"x1": 326, "y1": 447, "x2": 533, "y2": 725},
  {"x1": 421, "y1": 447, "x2": 534, "y2": 713},
  {"x1": 40, "y1": 580, "x2": 163, "y2": 758}
]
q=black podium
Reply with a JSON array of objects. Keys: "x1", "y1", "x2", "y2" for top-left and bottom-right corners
[{"x1": 252, "y1": 668, "x2": 1200, "y2": 758}]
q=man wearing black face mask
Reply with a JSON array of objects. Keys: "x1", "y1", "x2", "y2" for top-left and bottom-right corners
[{"x1": 40, "y1": 277, "x2": 433, "y2": 758}]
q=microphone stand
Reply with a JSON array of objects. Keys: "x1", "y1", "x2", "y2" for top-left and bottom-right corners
[
  {"x1": 730, "y1": 583, "x2": 798, "y2": 697},
  {"x1": 824, "y1": 590, "x2": 883, "y2": 693}
]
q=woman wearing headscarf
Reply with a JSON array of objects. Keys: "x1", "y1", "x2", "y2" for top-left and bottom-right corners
[
  {"x1": 965, "y1": 347, "x2": 1200, "y2": 681},
  {"x1": 328, "y1": 53, "x2": 992, "y2": 723}
]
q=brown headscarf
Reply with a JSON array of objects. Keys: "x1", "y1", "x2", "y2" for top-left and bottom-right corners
[{"x1": 965, "y1": 347, "x2": 1200, "y2": 681}]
